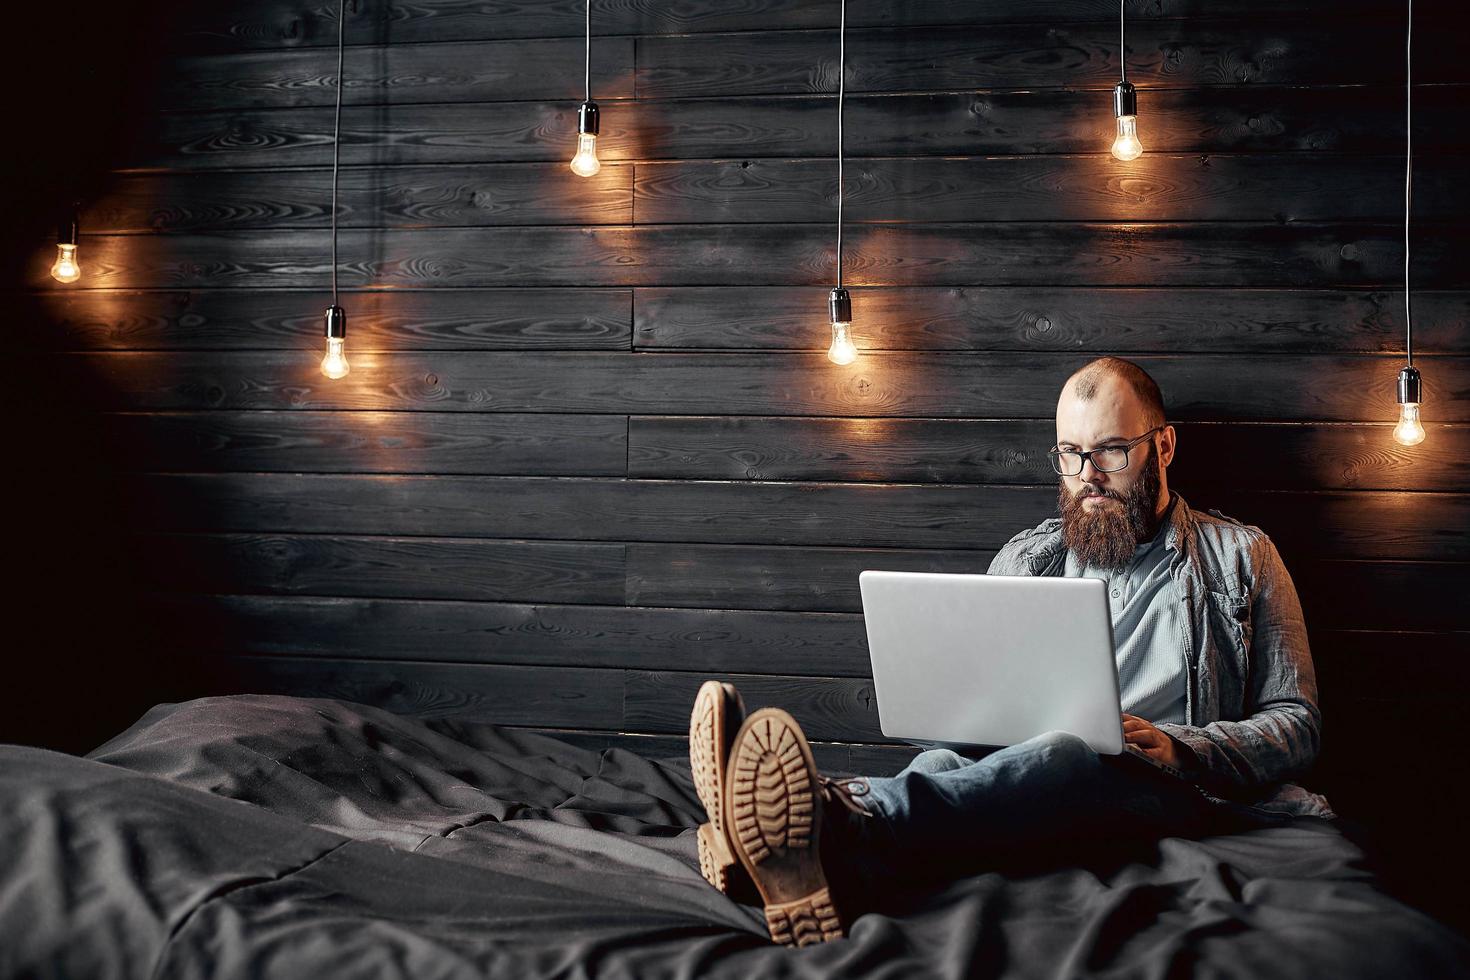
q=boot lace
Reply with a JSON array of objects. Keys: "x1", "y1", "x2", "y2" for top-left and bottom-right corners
[{"x1": 818, "y1": 774, "x2": 872, "y2": 817}]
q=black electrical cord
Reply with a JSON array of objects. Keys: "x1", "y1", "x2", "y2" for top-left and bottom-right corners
[
  {"x1": 1119, "y1": 0, "x2": 1127, "y2": 83},
  {"x1": 835, "y1": 0, "x2": 846, "y2": 288},
  {"x1": 1404, "y1": 0, "x2": 1413, "y2": 365},
  {"x1": 584, "y1": 0, "x2": 592, "y2": 104},
  {"x1": 331, "y1": 0, "x2": 346, "y2": 307}
]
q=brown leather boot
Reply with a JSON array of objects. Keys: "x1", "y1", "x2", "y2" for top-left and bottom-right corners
[
  {"x1": 723, "y1": 707, "x2": 872, "y2": 947},
  {"x1": 688, "y1": 680, "x2": 752, "y2": 895}
]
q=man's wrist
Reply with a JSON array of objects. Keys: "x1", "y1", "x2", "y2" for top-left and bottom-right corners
[{"x1": 1166, "y1": 734, "x2": 1199, "y2": 773}]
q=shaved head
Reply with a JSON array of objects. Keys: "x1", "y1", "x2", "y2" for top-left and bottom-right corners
[{"x1": 1064, "y1": 357, "x2": 1165, "y2": 428}]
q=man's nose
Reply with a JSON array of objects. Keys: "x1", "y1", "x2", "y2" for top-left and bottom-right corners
[{"x1": 1079, "y1": 455, "x2": 1105, "y2": 482}]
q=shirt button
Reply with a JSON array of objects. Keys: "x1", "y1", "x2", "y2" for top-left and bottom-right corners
[{"x1": 1111, "y1": 589, "x2": 1121, "y2": 598}]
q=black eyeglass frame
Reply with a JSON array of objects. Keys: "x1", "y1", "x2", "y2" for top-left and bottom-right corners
[{"x1": 1048, "y1": 424, "x2": 1166, "y2": 476}]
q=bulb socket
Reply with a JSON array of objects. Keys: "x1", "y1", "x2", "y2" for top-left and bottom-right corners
[
  {"x1": 1113, "y1": 80, "x2": 1137, "y2": 118},
  {"x1": 1397, "y1": 365, "x2": 1422, "y2": 405},
  {"x1": 578, "y1": 101, "x2": 600, "y2": 136},
  {"x1": 828, "y1": 287, "x2": 852, "y2": 324},
  {"x1": 57, "y1": 214, "x2": 79, "y2": 246},
  {"x1": 324, "y1": 304, "x2": 347, "y2": 339}
]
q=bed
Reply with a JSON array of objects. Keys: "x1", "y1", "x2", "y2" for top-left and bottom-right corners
[{"x1": 4, "y1": 694, "x2": 1467, "y2": 979}]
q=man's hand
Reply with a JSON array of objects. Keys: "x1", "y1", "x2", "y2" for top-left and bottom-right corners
[{"x1": 1122, "y1": 714, "x2": 1189, "y2": 770}]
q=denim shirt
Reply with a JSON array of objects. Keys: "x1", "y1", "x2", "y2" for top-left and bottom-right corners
[{"x1": 987, "y1": 491, "x2": 1334, "y2": 819}]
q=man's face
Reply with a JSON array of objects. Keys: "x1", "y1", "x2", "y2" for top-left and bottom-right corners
[{"x1": 1054, "y1": 377, "x2": 1169, "y2": 571}]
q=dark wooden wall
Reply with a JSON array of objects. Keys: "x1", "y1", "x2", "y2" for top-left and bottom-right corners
[{"x1": 11, "y1": 0, "x2": 1468, "y2": 926}]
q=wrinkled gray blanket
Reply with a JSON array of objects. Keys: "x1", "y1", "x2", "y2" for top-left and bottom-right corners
[{"x1": 2, "y1": 695, "x2": 1466, "y2": 979}]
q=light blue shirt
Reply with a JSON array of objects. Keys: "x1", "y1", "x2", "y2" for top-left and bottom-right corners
[
  {"x1": 1063, "y1": 499, "x2": 1188, "y2": 725},
  {"x1": 990, "y1": 492, "x2": 1327, "y2": 815}
]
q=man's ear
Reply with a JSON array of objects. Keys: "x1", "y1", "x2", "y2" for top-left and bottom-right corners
[{"x1": 1159, "y1": 424, "x2": 1177, "y2": 467}]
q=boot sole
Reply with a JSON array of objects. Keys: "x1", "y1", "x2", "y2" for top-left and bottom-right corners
[
  {"x1": 690, "y1": 681, "x2": 741, "y2": 892},
  {"x1": 725, "y1": 708, "x2": 844, "y2": 947}
]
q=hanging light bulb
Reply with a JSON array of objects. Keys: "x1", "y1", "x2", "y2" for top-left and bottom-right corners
[
  {"x1": 50, "y1": 213, "x2": 81, "y2": 283},
  {"x1": 51, "y1": 244, "x2": 81, "y2": 283},
  {"x1": 318, "y1": 0, "x2": 352, "y2": 382},
  {"x1": 1393, "y1": 367, "x2": 1424, "y2": 446},
  {"x1": 322, "y1": 305, "x2": 350, "y2": 379},
  {"x1": 571, "y1": 101, "x2": 601, "y2": 177},
  {"x1": 1111, "y1": 86, "x2": 1143, "y2": 161},
  {"x1": 1390, "y1": 0, "x2": 1426, "y2": 447},
  {"x1": 1110, "y1": 0, "x2": 1142, "y2": 161},
  {"x1": 828, "y1": 287, "x2": 856, "y2": 365},
  {"x1": 822, "y1": 0, "x2": 858, "y2": 365},
  {"x1": 570, "y1": 0, "x2": 601, "y2": 177}
]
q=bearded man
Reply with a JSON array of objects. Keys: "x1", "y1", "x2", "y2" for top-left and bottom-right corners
[{"x1": 687, "y1": 356, "x2": 1329, "y2": 948}]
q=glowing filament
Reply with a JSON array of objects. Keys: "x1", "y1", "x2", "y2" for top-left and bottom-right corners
[
  {"x1": 50, "y1": 243, "x2": 80, "y2": 283},
  {"x1": 828, "y1": 321, "x2": 857, "y2": 365},
  {"x1": 570, "y1": 133, "x2": 601, "y2": 177},
  {"x1": 1393, "y1": 402, "x2": 1425, "y2": 446},
  {"x1": 321, "y1": 336, "x2": 350, "y2": 379},
  {"x1": 1111, "y1": 115, "x2": 1142, "y2": 161}
]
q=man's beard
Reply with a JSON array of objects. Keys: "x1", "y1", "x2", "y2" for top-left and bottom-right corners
[{"x1": 1057, "y1": 443, "x2": 1163, "y2": 572}]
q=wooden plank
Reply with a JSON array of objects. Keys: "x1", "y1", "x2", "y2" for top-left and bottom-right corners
[
  {"x1": 629, "y1": 418, "x2": 1470, "y2": 492},
  {"x1": 28, "y1": 289, "x2": 632, "y2": 352},
  {"x1": 1167, "y1": 424, "x2": 1470, "y2": 493},
  {"x1": 1208, "y1": 492, "x2": 1470, "y2": 564},
  {"x1": 156, "y1": 37, "x2": 633, "y2": 111},
  {"x1": 631, "y1": 417, "x2": 1056, "y2": 484},
  {"x1": 29, "y1": 223, "x2": 1461, "y2": 291},
  {"x1": 1311, "y1": 632, "x2": 1470, "y2": 704},
  {"x1": 120, "y1": 474, "x2": 1057, "y2": 548},
  {"x1": 618, "y1": 635, "x2": 1468, "y2": 743},
  {"x1": 632, "y1": 287, "x2": 1470, "y2": 355},
  {"x1": 101, "y1": 411, "x2": 629, "y2": 475},
  {"x1": 57, "y1": 351, "x2": 1470, "y2": 423},
  {"x1": 158, "y1": 1, "x2": 1418, "y2": 52},
  {"x1": 634, "y1": 155, "x2": 1466, "y2": 224},
  {"x1": 28, "y1": 284, "x2": 1458, "y2": 356},
  {"x1": 845, "y1": 743, "x2": 924, "y2": 776},
  {"x1": 166, "y1": 620, "x2": 1464, "y2": 719},
  {"x1": 199, "y1": 656, "x2": 626, "y2": 728},
  {"x1": 627, "y1": 543, "x2": 994, "y2": 612},
  {"x1": 145, "y1": 592, "x2": 873, "y2": 676},
  {"x1": 636, "y1": 19, "x2": 1460, "y2": 100},
  {"x1": 1294, "y1": 564, "x2": 1470, "y2": 633},
  {"x1": 87, "y1": 164, "x2": 632, "y2": 233},
  {"x1": 151, "y1": 20, "x2": 1458, "y2": 109},
  {"x1": 627, "y1": 541, "x2": 1470, "y2": 629},
  {"x1": 117, "y1": 474, "x2": 1470, "y2": 560},
  {"x1": 90, "y1": 155, "x2": 1463, "y2": 233},
  {"x1": 625, "y1": 671, "x2": 886, "y2": 742},
  {"x1": 159, "y1": 638, "x2": 1470, "y2": 768},
  {"x1": 141, "y1": 101, "x2": 581, "y2": 171},
  {"x1": 641, "y1": 85, "x2": 1460, "y2": 160},
  {"x1": 511, "y1": 727, "x2": 865, "y2": 773},
  {"x1": 135, "y1": 533, "x2": 628, "y2": 604},
  {"x1": 130, "y1": 87, "x2": 1467, "y2": 171},
  {"x1": 509, "y1": 728, "x2": 691, "y2": 763},
  {"x1": 139, "y1": 559, "x2": 1469, "y2": 653}
]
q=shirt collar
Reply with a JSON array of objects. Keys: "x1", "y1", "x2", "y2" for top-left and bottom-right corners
[{"x1": 1148, "y1": 492, "x2": 1180, "y2": 552}]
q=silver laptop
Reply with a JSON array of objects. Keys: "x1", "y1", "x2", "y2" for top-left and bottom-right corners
[{"x1": 857, "y1": 570, "x2": 1185, "y2": 777}]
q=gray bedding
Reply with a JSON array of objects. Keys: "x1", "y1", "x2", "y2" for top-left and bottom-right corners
[{"x1": 3, "y1": 695, "x2": 1466, "y2": 979}]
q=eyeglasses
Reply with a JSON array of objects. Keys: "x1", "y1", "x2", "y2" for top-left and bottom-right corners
[{"x1": 1048, "y1": 425, "x2": 1164, "y2": 477}]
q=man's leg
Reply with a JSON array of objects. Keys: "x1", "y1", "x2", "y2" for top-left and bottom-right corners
[
  {"x1": 689, "y1": 683, "x2": 1268, "y2": 948},
  {"x1": 850, "y1": 731, "x2": 1251, "y2": 889}
]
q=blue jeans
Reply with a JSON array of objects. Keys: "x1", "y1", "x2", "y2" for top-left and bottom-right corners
[{"x1": 844, "y1": 731, "x2": 1282, "y2": 892}]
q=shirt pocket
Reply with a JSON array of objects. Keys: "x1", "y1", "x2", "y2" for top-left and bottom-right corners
[{"x1": 1205, "y1": 588, "x2": 1253, "y2": 665}]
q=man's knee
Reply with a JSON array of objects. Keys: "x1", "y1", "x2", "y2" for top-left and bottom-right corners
[
  {"x1": 907, "y1": 748, "x2": 972, "y2": 774},
  {"x1": 1028, "y1": 730, "x2": 1098, "y2": 768}
]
